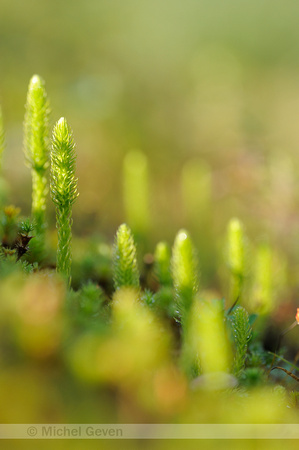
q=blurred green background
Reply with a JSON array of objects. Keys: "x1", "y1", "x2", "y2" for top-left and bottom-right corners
[{"x1": 2, "y1": 0, "x2": 299, "y2": 275}]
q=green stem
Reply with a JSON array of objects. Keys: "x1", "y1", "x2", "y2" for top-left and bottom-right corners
[
  {"x1": 32, "y1": 169, "x2": 48, "y2": 234},
  {"x1": 56, "y1": 205, "x2": 72, "y2": 282}
]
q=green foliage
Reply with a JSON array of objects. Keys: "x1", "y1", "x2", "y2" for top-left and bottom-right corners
[
  {"x1": 230, "y1": 305, "x2": 252, "y2": 377},
  {"x1": 24, "y1": 75, "x2": 50, "y2": 244},
  {"x1": 18, "y1": 218, "x2": 34, "y2": 235},
  {"x1": 171, "y1": 229, "x2": 199, "y2": 326},
  {"x1": 141, "y1": 288, "x2": 156, "y2": 308},
  {"x1": 0, "y1": 245, "x2": 37, "y2": 276},
  {"x1": 112, "y1": 223, "x2": 140, "y2": 290},
  {"x1": 240, "y1": 367, "x2": 266, "y2": 388},
  {"x1": 66, "y1": 281, "x2": 108, "y2": 332},
  {"x1": 50, "y1": 117, "x2": 78, "y2": 284},
  {"x1": 1, "y1": 74, "x2": 299, "y2": 425},
  {"x1": 79, "y1": 281, "x2": 105, "y2": 317},
  {"x1": 20, "y1": 260, "x2": 38, "y2": 274}
]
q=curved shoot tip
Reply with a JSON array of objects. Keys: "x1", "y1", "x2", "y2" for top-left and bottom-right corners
[
  {"x1": 57, "y1": 117, "x2": 66, "y2": 126},
  {"x1": 29, "y1": 74, "x2": 44, "y2": 88},
  {"x1": 31, "y1": 74, "x2": 40, "y2": 83},
  {"x1": 118, "y1": 223, "x2": 130, "y2": 233},
  {"x1": 115, "y1": 223, "x2": 134, "y2": 243},
  {"x1": 176, "y1": 229, "x2": 189, "y2": 242},
  {"x1": 53, "y1": 118, "x2": 72, "y2": 142},
  {"x1": 229, "y1": 217, "x2": 243, "y2": 232}
]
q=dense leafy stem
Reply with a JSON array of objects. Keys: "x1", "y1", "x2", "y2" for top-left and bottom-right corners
[
  {"x1": 230, "y1": 305, "x2": 252, "y2": 377},
  {"x1": 24, "y1": 75, "x2": 50, "y2": 238},
  {"x1": 112, "y1": 223, "x2": 140, "y2": 290},
  {"x1": 50, "y1": 117, "x2": 78, "y2": 283},
  {"x1": 171, "y1": 229, "x2": 199, "y2": 327}
]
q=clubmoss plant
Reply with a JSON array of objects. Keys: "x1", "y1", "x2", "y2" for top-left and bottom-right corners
[
  {"x1": 230, "y1": 305, "x2": 252, "y2": 377},
  {"x1": 171, "y1": 229, "x2": 199, "y2": 327},
  {"x1": 2, "y1": 76, "x2": 299, "y2": 420},
  {"x1": 24, "y1": 75, "x2": 50, "y2": 250},
  {"x1": 50, "y1": 117, "x2": 78, "y2": 284},
  {"x1": 112, "y1": 223, "x2": 140, "y2": 291}
]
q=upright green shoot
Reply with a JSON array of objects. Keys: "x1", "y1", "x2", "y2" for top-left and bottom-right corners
[
  {"x1": 171, "y1": 229, "x2": 199, "y2": 328},
  {"x1": 24, "y1": 75, "x2": 50, "y2": 251},
  {"x1": 112, "y1": 223, "x2": 140, "y2": 291},
  {"x1": 230, "y1": 305, "x2": 252, "y2": 377},
  {"x1": 50, "y1": 117, "x2": 78, "y2": 284}
]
